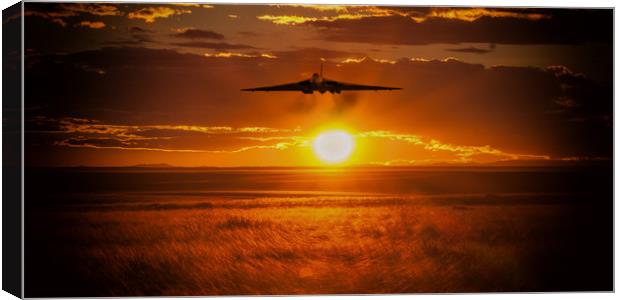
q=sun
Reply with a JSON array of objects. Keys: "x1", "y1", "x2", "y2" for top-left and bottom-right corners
[{"x1": 312, "y1": 130, "x2": 355, "y2": 164}]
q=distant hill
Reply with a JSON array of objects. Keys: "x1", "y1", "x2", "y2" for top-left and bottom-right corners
[
  {"x1": 485, "y1": 159, "x2": 610, "y2": 167},
  {"x1": 129, "y1": 163, "x2": 176, "y2": 168},
  {"x1": 60, "y1": 159, "x2": 610, "y2": 169}
]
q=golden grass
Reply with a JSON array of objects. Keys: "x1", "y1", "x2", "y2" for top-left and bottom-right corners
[{"x1": 27, "y1": 195, "x2": 591, "y2": 296}]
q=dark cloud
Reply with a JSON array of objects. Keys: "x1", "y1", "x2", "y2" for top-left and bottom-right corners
[
  {"x1": 23, "y1": 3, "x2": 121, "y2": 28},
  {"x1": 237, "y1": 31, "x2": 260, "y2": 37},
  {"x1": 101, "y1": 27, "x2": 156, "y2": 46},
  {"x1": 102, "y1": 39, "x2": 144, "y2": 46},
  {"x1": 129, "y1": 26, "x2": 153, "y2": 33},
  {"x1": 24, "y1": 46, "x2": 612, "y2": 159},
  {"x1": 445, "y1": 45, "x2": 494, "y2": 54},
  {"x1": 172, "y1": 29, "x2": 225, "y2": 40},
  {"x1": 170, "y1": 41, "x2": 256, "y2": 50},
  {"x1": 102, "y1": 37, "x2": 152, "y2": 46},
  {"x1": 129, "y1": 28, "x2": 156, "y2": 43},
  {"x1": 23, "y1": 6, "x2": 116, "y2": 54},
  {"x1": 273, "y1": 47, "x2": 365, "y2": 61},
  {"x1": 306, "y1": 9, "x2": 612, "y2": 45},
  {"x1": 60, "y1": 137, "x2": 129, "y2": 148}
]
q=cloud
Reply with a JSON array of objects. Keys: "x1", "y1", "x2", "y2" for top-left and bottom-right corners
[
  {"x1": 130, "y1": 26, "x2": 154, "y2": 33},
  {"x1": 445, "y1": 45, "x2": 494, "y2": 54},
  {"x1": 257, "y1": 7, "x2": 548, "y2": 26},
  {"x1": 273, "y1": 6, "x2": 549, "y2": 23},
  {"x1": 291, "y1": 8, "x2": 611, "y2": 45},
  {"x1": 546, "y1": 65, "x2": 585, "y2": 79},
  {"x1": 257, "y1": 6, "x2": 410, "y2": 25},
  {"x1": 102, "y1": 39, "x2": 144, "y2": 46},
  {"x1": 238, "y1": 31, "x2": 260, "y2": 37},
  {"x1": 203, "y1": 52, "x2": 276, "y2": 58},
  {"x1": 24, "y1": 47, "x2": 611, "y2": 160},
  {"x1": 127, "y1": 6, "x2": 191, "y2": 23},
  {"x1": 420, "y1": 7, "x2": 548, "y2": 22},
  {"x1": 59, "y1": 3, "x2": 122, "y2": 16},
  {"x1": 30, "y1": 116, "x2": 557, "y2": 164},
  {"x1": 257, "y1": 13, "x2": 370, "y2": 25},
  {"x1": 172, "y1": 28, "x2": 225, "y2": 40},
  {"x1": 272, "y1": 4, "x2": 349, "y2": 12},
  {"x1": 357, "y1": 130, "x2": 551, "y2": 162},
  {"x1": 273, "y1": 47, "x2": 366, "y2": 61},
  {"x1": 173, "y1": 4, "x2": 214, "y2": 9},
  {"x1": 76, "y1": 21, "x2": 106, "y2": 29},
  {"x1": 31, "y1": 117, "x2": 306, "y2": 154},
  {"x1": 171, "y1": 42, "x2": 256, "y2": 50},
  {"x1": 24, "y1": 4, "x2": 122, "y2": 27},
  {"x1": 257, "y1": 15, "x2": 320, "y2": 25},
  {"x1": 23, "y1": 10, "x2": 75, "y2": 27},
  {"x1": 54, "y1": 137, "x2": 303, "y2": 154},
  {"x1": 102, "y1": 26, "x2": 156, "y2": 45},
  {"x1": 340, "y1": 56, "x2": 396, "y2": 64},
  {"x1": 30, "y1": 117, "x2": 300, "y2": 137},
  {"x1": 54, "y1": 138, "x2": 209, "y2": 153}
]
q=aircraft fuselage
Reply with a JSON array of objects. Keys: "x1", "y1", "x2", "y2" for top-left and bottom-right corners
[{"x1": 305, "y1": 73, "x2": 340, "y2": 94}]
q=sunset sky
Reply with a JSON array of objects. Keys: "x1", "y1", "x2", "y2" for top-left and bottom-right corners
[{"x1": 16, "y1": 3, "x2": 612, "y2": 166}]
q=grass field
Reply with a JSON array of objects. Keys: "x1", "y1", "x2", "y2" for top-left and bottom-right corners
[{"x1": 25, "y1": 167, "x2": 612, "y2": 296}]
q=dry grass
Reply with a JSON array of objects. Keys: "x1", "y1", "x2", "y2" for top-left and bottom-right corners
[{"x1": 26, "y1": 193, "x2": 605, "y2": 296}]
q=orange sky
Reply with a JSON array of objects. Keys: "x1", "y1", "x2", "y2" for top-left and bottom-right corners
[{"x1": 15, "y1": 4, "x2": 612, "y2": 166}]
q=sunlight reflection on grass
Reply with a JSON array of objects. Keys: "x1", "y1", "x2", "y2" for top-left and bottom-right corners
[{"x1": 29, "y1": 194, "x2": 590, "y2": 295}]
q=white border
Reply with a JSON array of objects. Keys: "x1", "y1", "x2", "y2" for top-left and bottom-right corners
[{"x1": 0, "y1": 0, "x2": 616, "y2": 300}]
